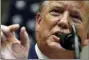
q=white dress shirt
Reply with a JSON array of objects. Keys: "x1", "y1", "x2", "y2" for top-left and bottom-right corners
[{"x1": 35, "y1": 44, "x2": 49, "y2": 59}]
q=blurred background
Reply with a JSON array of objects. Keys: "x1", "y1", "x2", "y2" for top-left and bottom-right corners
[
  {"x1": 1, "y1": 0, "x2": 89, "y2": 59},
  {"x1": 1, "y1": 0, "x2": 42, "y2": 45}
]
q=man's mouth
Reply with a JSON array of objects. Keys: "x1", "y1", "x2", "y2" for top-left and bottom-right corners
[
  {"x1": 54, "y1": 32, "x2": 74, "y2": 50},
  {"x1": 55, "y1": 33, "x2": 67, "y2": 41}
]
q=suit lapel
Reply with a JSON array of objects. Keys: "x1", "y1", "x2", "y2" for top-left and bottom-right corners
[{"x1": 28, "y1": 43, "x2": 38, "y2": 59}]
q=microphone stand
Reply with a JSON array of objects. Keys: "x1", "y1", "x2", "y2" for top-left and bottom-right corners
[
  {"x1": 72, "y1": 25, "x2": 81, "y2": 59},
  {"x1": 58, "y1": 25, "x2": 81, "y2": 59}
]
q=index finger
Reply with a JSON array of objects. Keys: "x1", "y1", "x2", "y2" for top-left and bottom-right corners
[
  {"x1": 8, "y1": 24, "x2": 20, "y2": 32},
  {"x1": 1, "y1": 24, "x2": 20, "y2": 37}
]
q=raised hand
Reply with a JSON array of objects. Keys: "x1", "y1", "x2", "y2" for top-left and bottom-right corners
[{"x1": 1, "y1": 24, "x2": 30, "y2": 59}]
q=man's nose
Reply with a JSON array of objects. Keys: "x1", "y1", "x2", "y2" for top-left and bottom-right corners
[{"x1": 57, "y1": 11, "x2": 70, "y2": 29}]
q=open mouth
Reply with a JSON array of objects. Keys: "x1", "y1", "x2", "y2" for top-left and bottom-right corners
[{"x1": 54, "y1": 32, "x2": 74, "y2": 50}]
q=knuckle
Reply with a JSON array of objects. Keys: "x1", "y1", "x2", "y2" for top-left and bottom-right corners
[{"x1": 1, "y1": 25, "x2": 10, "y2": 32}]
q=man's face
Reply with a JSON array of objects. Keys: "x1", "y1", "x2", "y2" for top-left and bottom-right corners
[{"x1": 36, "y1": 1, "x2": 89, "y2": 58}]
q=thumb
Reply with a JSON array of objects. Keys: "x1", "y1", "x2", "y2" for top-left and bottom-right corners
[{"x1": 20, "y1": 27, "x2": 30, "y2": 50}]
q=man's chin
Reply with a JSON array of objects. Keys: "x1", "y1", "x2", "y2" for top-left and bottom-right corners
[{"x1": 47, "y1": 41, "x2": 66, "y2": 51}]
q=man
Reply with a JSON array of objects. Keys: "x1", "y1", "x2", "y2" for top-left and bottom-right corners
[{"x1": 1, "y1": 0, "x2": 89, "y2": 59}]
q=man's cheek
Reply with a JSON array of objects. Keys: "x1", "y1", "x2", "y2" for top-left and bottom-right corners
[
  {"x1": 77, "y1": 28, "x2": 87, "y2": 46},
  {"x1": 46, "y1": 35, "x2": 55, "y2": 46}
]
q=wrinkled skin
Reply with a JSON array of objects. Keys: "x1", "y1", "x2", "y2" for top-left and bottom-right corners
[{"x1": 36, "y1": 1, "x2": 89, "y2": 59}]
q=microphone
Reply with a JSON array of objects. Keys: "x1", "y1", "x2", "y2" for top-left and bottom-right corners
[{"x1": 56, "y1": 25, "x2": 81, "y2": 59}]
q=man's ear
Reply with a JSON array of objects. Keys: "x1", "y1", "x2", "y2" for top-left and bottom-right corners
[
  {"x1": 87, "y1": 32, "x2": 89, "y2": 43},
  {"x1": 84, "y1": 33, "x2": 89, "y2": 46},
  {"x1": 36, "y1": 13, "x2": 42, "y2": 32},
  {"x1": 36, "y1": 13, "x2": 42, "y2": 25}
]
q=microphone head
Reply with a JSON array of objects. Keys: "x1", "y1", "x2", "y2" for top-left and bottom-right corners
[{"x1": 57, "y1": 25, "x2": 81, "y2": 50}]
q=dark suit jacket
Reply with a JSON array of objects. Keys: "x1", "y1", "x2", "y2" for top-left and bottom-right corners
[{"x1": 28, "y1": 42, "x2": 38, "y2": 59}]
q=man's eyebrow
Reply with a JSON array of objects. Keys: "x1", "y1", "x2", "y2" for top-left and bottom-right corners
[
  {"x1": 49, "y1": 6, "x2": 65, "y2": 13},
  {"x1": 55, "y1": 2, "x2": 81, "y2": 14},
  {"x1": 51, "y1": 6, "x2": 64, "y2": 10},
  {"x1": 70, "y1": 10, "x2": 79, "y2": 14}
]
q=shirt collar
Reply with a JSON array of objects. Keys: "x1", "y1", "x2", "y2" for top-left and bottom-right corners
[{"x1": 35, "y1": 44, "x2": 49, "y2": 59}]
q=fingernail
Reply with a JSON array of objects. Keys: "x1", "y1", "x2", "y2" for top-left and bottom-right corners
[{"x1": 22, "y1": 27, "x2": 26, "y2": 31}]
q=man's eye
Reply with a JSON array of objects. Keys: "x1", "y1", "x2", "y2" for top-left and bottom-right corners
[
  {"x1": 71, "y1": 16, "x2": 82, "y2": 23},
  {"x1": 50, "y1": 11, "x2": 60, "y2": 16},
  {"x1": 50, "y1": 9, "x2": 63, "y2": 16},
  {"x1": 70, "y1": 14, "x2": 81, "y2": 20}
]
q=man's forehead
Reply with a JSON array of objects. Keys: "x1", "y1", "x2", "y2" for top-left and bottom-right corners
[
  {"x1": 41, "y1": 1, "x2": 89, "y2": 17},
  {"x1": 48, "y1": 1, "x2": 83, "y2": 9}
]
